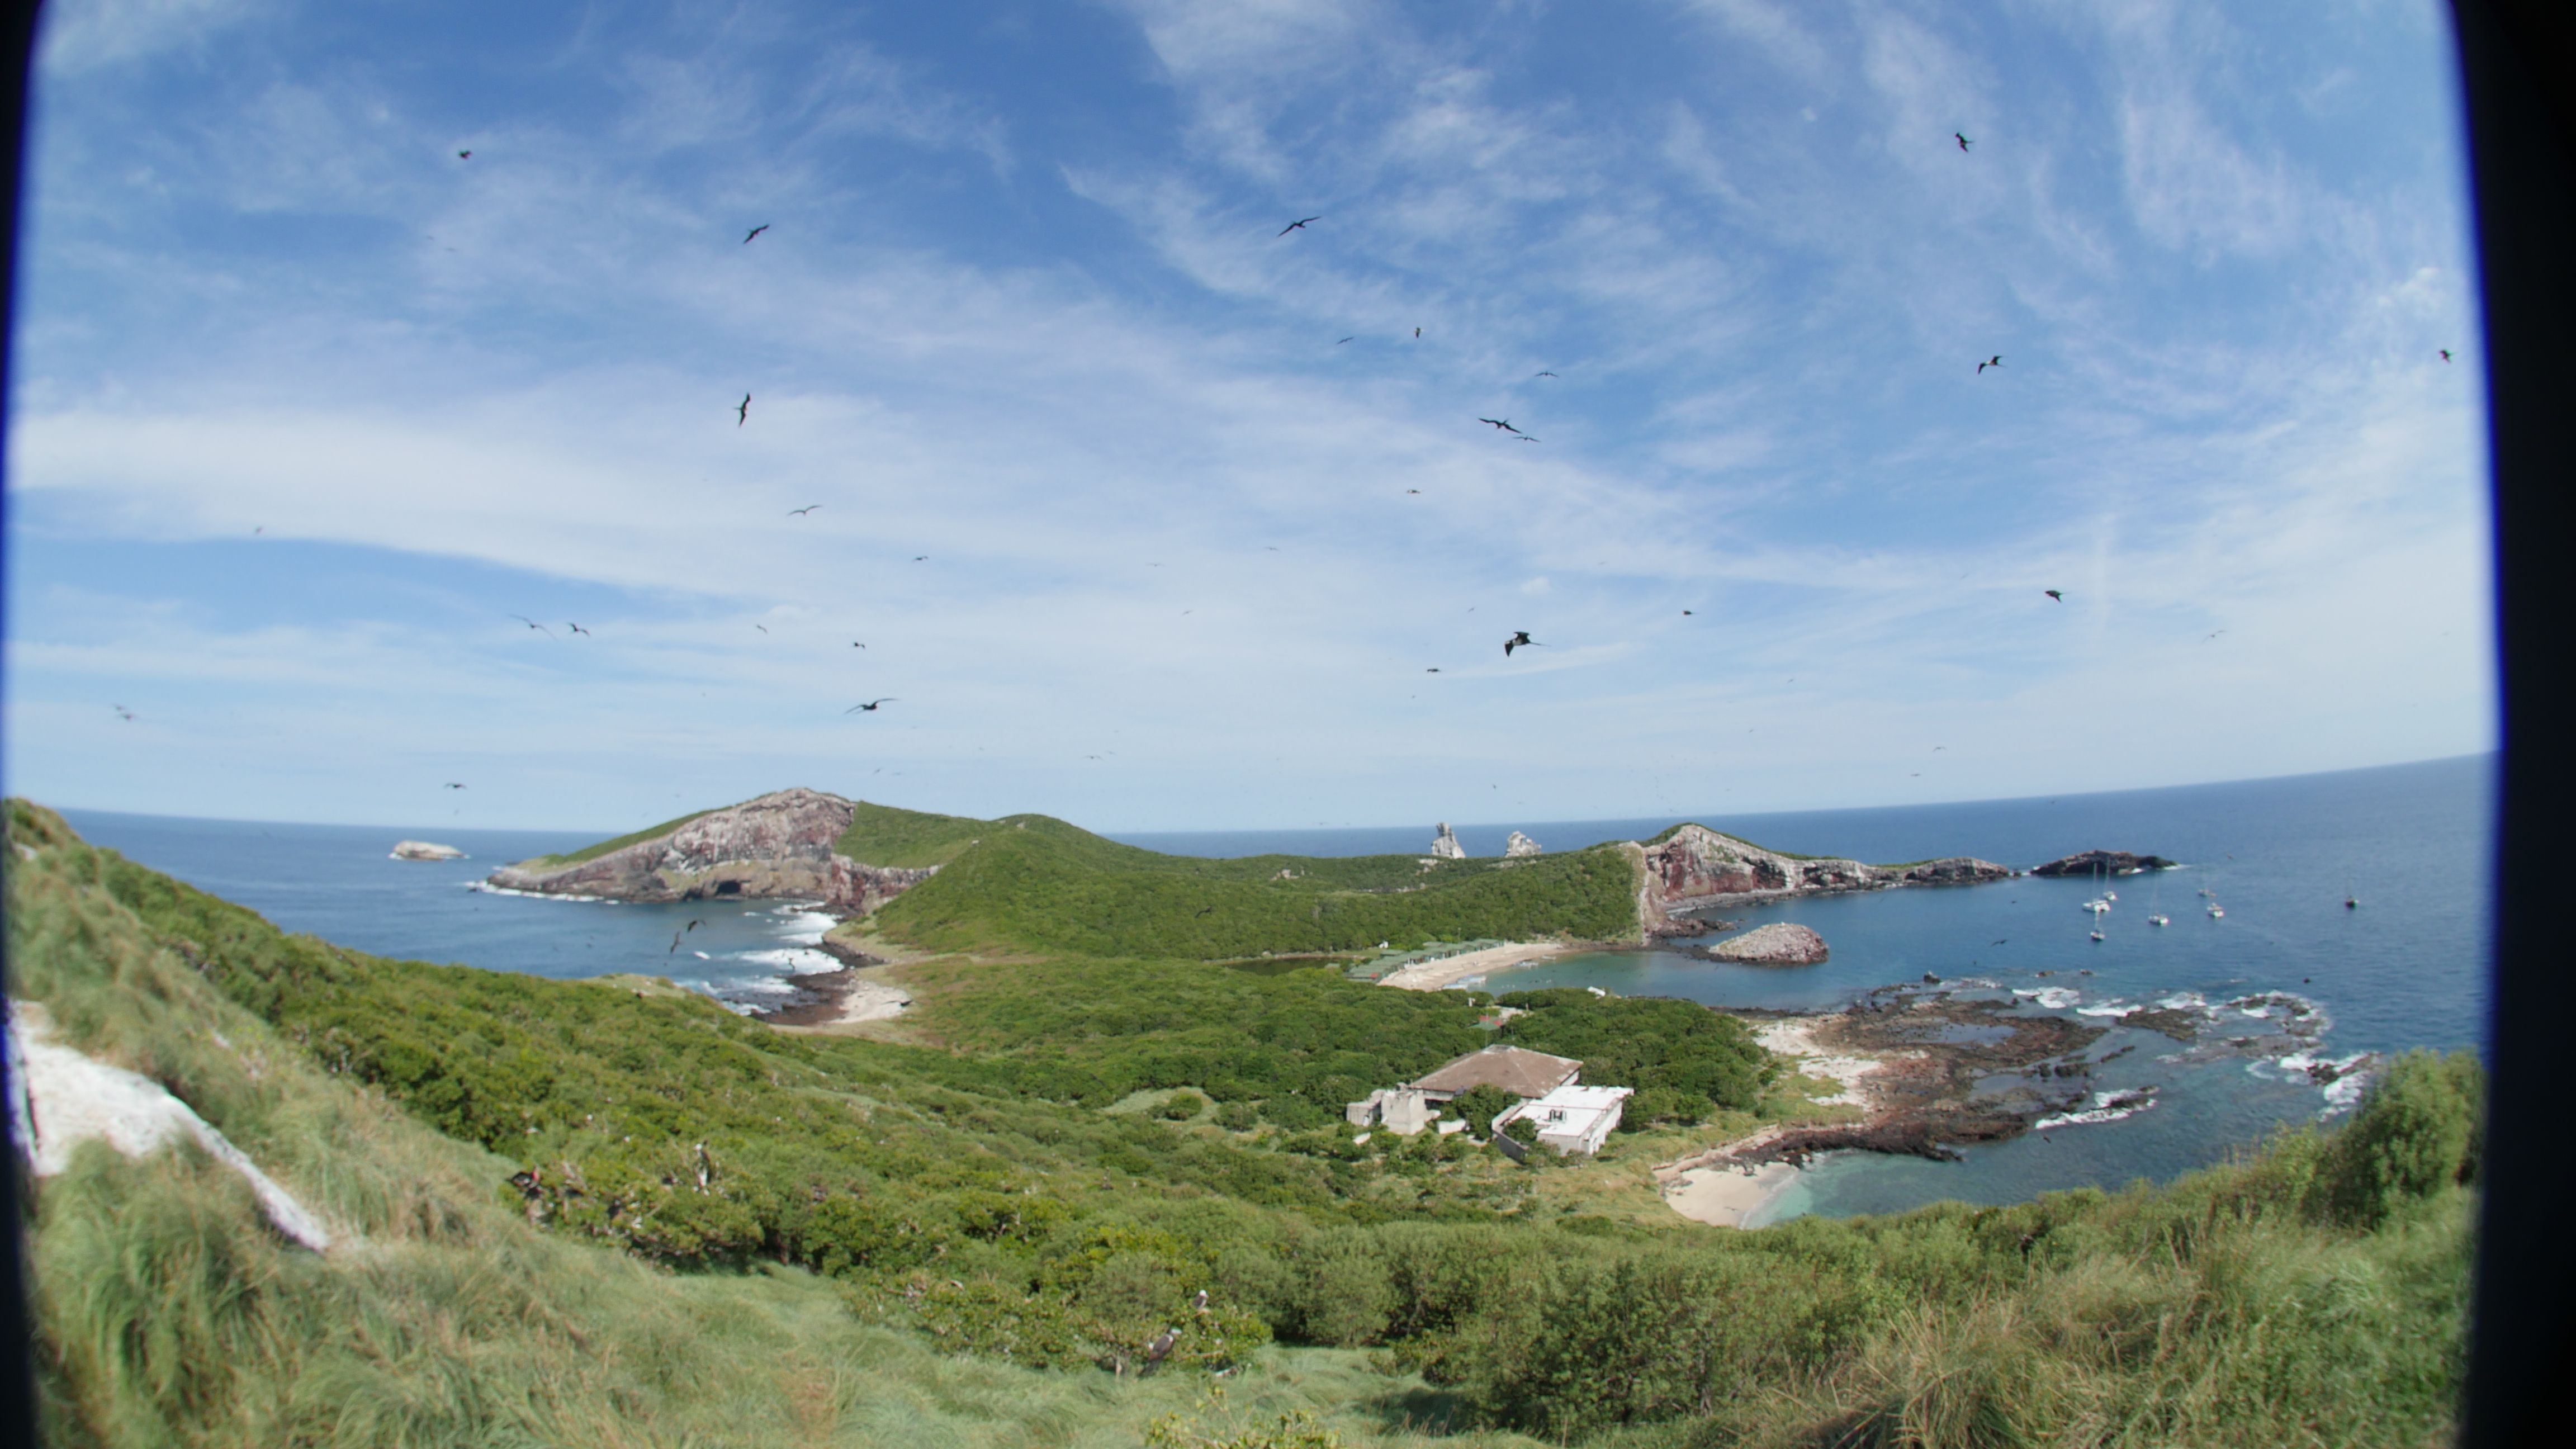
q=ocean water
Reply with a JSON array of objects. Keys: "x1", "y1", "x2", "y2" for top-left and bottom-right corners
[
  {"x1": 53, "y1": 812, "x2": 847, "y2": 1011},
  {"x1": 1129, "y1": 754, "x2": 2497, "y2": 1223},
  {"x1": 55, "y1": 752, "x2": 2492, "y2": 1224}
]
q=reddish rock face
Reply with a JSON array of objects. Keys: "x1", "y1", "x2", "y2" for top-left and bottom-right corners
[
  {"x1": 1628, "y1": 826, "x2": 2011, "y2": 936},
  {"x1": 487, "y1": 788, "x2": 937, "y2": 912}
]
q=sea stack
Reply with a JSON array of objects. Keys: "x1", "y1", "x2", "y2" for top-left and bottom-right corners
[
  {"x1": 1703, "y1": 922, "x2": 1830, "y2": 965},
  {"x1": 1429, "y1": 822, "x2": 1466, "y2": 860},
  {"x1": 390, "y1": 840, "x2": 465, "y2": 861}
]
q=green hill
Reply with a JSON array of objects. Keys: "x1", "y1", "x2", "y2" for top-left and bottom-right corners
[
  {"x1": 7, "y1": 801, "x2": 2482, "y2": 1447},
  {"x1": 873, "y1": 813, "x2": 1640, "y2": 958}
]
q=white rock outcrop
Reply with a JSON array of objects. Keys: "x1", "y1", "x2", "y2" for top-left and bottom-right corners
[
  {"x1": 1429, "y1": 823, "x2": 1466, "y2": 860},
  {"x1": 390, "y1": 840, "x2": 465, "y2": 861},
  {"x1": 6, "y1": 1003, "x2": 334, "y2": 1251},
  {"x1": 1505, "y1": 831, "x2": 1542, "y2": 858}
]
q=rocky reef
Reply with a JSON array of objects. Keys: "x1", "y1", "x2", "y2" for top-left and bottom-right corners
[
  {"x1": 2033, "y1": 849, "x2": 2176, "y2": 877},
  {"x1": 1702, "y1": 922, "x2": 1829, "y2": 965},
  {"x1": 486, "y1": 788, "x2": 938, "y2": 912},
  {"x1": 1622, "y1": 825, "x2": 2012, "y2": 936}
]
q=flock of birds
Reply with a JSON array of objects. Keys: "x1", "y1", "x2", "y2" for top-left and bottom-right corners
[{"x1": 113, "y1": 138, "x2": 2463, "y2": 776}]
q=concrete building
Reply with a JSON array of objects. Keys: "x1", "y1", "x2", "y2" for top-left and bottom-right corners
[
  {"x1": 1494, "y1": 1083, "x2": 1635, "y2": 1156},
  {"x1": 1345, "y1": 1044, "x2": 1588, "y2": 1135}
]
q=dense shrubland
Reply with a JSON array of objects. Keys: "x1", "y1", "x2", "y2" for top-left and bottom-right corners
[
  {"x1": 8, "y1": 802, "x2": 2477, "y2": 1446},
  {"x1": 872, "y1": 813, "x2": 1640, "y2": 958}
]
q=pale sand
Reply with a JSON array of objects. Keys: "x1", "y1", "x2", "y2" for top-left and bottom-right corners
[
  {"x1": 830, "y1": 978, "x2": 913, "y2": 1024},
  {"x1": 1665, "y1": 1160, "x2": 1801, "y2": 1228},
  {"x1": 1376, "y1": 941, "x2": 1577, "y2": 991},
  {"x1": 1754, "y1": 1017, "x2": 1891, "y2": 1107}
]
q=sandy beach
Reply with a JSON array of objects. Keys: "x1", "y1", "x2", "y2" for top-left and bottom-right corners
[
  {"x1": 756, "y1": 968, "x2": 912, "y2": 1030},
  {"x1": 1664, "y1": 1160, "x2": 1802, "y2": 1228},
  {"x1": 1375, "y1": 940, "x2": 1578, "y2": 991}
]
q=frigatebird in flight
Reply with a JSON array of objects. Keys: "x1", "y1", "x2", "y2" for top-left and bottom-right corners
[
  {"x1": 735, "y1": 394, "x2": 751, "y2": 426},
  {"x1": 1955, "y1": 132, "x2": 1972, "y2": 151},
  {"x1": 1977, "y1": 356, "x2": 2002, "y2": 373},
  {"x1": 1426, "y1": 667, "x2": 1441, "y2": 673},
  {"x1": 788, "y1": 505, "x2": 820, "y2": 517},
  {"x1": 1337, "y1": 337, "x2": 1354, "y2": 344},
  {"x1": 1277, "y1": 216, "x2": 1320, "y2": 235},
  {"x1": 1479, "y1": 418, "x2": 1522, "y2": 434},
  {"x1": 510, "y1": 615, "x2": 553, "y2": 634},
  {"x1": 846, "y1": 699, "x2": 898, "y2": 713},
  {"x1": 1533, "y1": 371, "x2": 1557, "y2": 378},
  {"x1": 112, "y1": 704, "x2": 134, "y2": 721},
  {"x1": 2044, "y1": 589, "x2": 2063, "y2": 602},
  {"x1": 444, "y1": 782, "x2": 466, "y2": 789},
  {"x1": 567, "y1": 622, "x2": 590, "y2": 636},
  {"x1": 743, "y1": 224, "x2": 770, "y2": 244},
  {"x1": 1504, "y1": 631, "x2": 1539, "y2": 656},
  {"x1": 2440, "y1": 349, "x2": 2453, "y2": 362},
  {"x1": 457, "y1": 150, "x2": 471, "y2": 159}
]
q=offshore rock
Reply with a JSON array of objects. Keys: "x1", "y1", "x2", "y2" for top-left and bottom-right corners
[
  {"x1": 486, "y1": 788, "x2": 937, "y2": 912},
  {"x1": 389, "y1": 840, "x2": 465, "y2": 861},
  {"x1": 1504, "y1": 831, "x2": 1542, "y2": 858},
  {"x1": 1429, "y1": 822, "x2": 1467, "y2": 860},
  {"x1": 1622, "y1": 825, "x2": 2011, "y2": 936},
  {"x1": 2032, "y1": 850, "x2": 2175, "y2": 878},
  {"x1": 1703, "y1": 922, "x2": 1830, "y2": 965}
]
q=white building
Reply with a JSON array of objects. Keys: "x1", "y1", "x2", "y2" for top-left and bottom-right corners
[{"x1": 1493, "y1": 1083, "x2": 1634, "y2": 1156}]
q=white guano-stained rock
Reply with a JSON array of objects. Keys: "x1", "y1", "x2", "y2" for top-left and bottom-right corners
[{"x1": 1704, "y1": 922, "x2": 1831, "y2": 966}]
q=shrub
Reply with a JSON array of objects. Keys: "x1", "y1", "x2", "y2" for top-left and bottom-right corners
[
  {"x1": 1159, "y1": 1091, "x2": 1208, "y2": 1121},
  {"x1": 1451, "y1": 1084, "x2": 1517, "y2": 1138},
  {"x1": 2305, "y1": 1049, "x2": 2485, "y2": 1228}
]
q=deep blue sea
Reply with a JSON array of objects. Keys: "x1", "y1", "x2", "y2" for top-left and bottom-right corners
[{"x1": 59, "y1": 752, "x2": 2493, "y2": 1226}]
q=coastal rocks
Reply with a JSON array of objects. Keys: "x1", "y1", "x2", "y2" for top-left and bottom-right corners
[
  {"x1": 486, "y1": 788, "x2": 938, "y2": 912},
  {"x1": 1702, "y1": 922, "x2": 1830, "y2": 965},
  {"x1": 1428, "y1": 823, "x2": 1466, "y2": 860},
  {"x1": 1504, "y1": 831, "x2": 1542, "y2": 858},
  {"x1": 1624, "y1": 824, "x2": 2012, "y2": 936},
  {"x1": 2033, "y1": 849, "x2": 2175, "y2": 877},
  {"x1": 390, "y1": 840, "x2": 465, "y2": 861}
]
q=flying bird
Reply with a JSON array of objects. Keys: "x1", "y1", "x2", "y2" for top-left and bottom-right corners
[
  {"x1": 668, "y1": 931, "x2": 687, "y2": 954},
  {"x1": 1337, "y1": 337, "x2": 1354, "y2": 344},
  {"x1": 788, "y1": 505, "x2": 820, "y2": 517},
  {"x1": 1504, "y1": 631, "x2": 1539, "y2": 656},
  {"x1": 1277, "y1": 216, "x2": 1320, "y2": 235},
  {"x1": 1414, "y1": 326, "x2": 1422, "y2": 338},
  {"x1": 846, "y1": 699, "x2": 898, "y2": 712},
  {"x1": 1977, "y1": 356, "x2": 2002, "y2": 373},
  {"x1": 1478, "y1": 418, "x2": 1522, "y2": 434},
  {"x1": 735, "y1": 394, "x2": 750, "y2": 426},
  {"x1": 743, "y1": 224, "x2": 770, "y2": 244},
  {"x1": 510, "y1": 615, "x2": 553, "y2": 634},
  {"x1": 754, "y1": 624, "x2": 768, "y2": 633},
  {"x1": 1426, "y1": 667, "x2": 1440, "y2": 673},
  {"x1": 1955, "y1": 132, "x2": 1972, "y2": 151},
  {"x1": 442, "y1": 782, "x2": 466, "y2": 790},
  {"x1": 2044, "y1": 589, "x2": 2063, "y2": 602},
  {"x1": 686, "y1": 918, "x2": 705, "y2": 934},
  {"x1": 2205, "y1": 629, "x2": 2225, "y2": 641},
  {"x1": 457, "y1": 150, "x2": 470, "y2": 159},
  {"x1": 1992, "y1": 939, "x2": 2008, "y2": 946},
  {"x1": 1533, "y1": 371, "x2": 1557, "y2": 378},
  {"x1": 112, "y1": 704, "x2": 134, "y2": 721},
  {"x1": 1682, "y1": 609, "x2": 1694, "y2": 615},
  {"x1": 852, "y1": 642, "x2": 866, "y2": 648},
  {"x1": 1406, "y1": 489, "x2": 1421, "y2": 494},
  {"x1": 912, "y1": 555, "x2": 927, "y2": 562},
  {"x1": 2440, "y1": 349, "x2": 2453, "y2": 362}
]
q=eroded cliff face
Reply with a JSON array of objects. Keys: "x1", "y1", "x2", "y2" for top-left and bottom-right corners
[
  {"x1": 1622, "y1": 825, "x2": 2012, "y2": 936},
  {"x1": 487, "y1": 788, "x2": 940, "y2": 912}
]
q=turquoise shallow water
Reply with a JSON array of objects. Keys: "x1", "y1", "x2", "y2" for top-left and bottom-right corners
[{"x1": 60, "y1": 753, "x2": 2492, "y2": 1224}]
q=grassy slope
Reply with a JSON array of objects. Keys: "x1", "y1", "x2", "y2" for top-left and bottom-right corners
[
  {"x1": 834, "y1": 799, "x2": 996, "y2": 868},
  {"x1": 10, "y1": 802, "x2": 2479, "y2": 1446},
  {"x1": 7, "y1": 801, "x2": 1535, "y2": 1449},
  {"x1": 877, "y1": 815, "x2": 1640, "y2": 958}
]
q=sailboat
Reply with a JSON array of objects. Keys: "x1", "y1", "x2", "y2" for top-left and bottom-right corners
[{"x1": 2148, "y1": 875, "x2": 2169, "y2": 927}]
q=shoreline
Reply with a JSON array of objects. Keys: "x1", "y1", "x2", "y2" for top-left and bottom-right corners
[
  {"x1": 1375, "y1": 940, "x2": 1585, "y2": 991},
  {"x1": 752, "y1": 966, "x2": 912, "y2": 1029},
  {"x1": 1664, "y1": 1158, "x2": 1804, "y2": 1228}
]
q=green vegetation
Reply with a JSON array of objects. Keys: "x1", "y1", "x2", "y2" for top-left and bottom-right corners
[
  {"x1": 1493, "y1": 988, "x2": 1775, "y2": 1130},
  {"x1": 10, "y1": 802, "x2": 2479, "y2": 1446},
  {"x1": 834, "y1": 798, "x2": 998, "y2": 868},
  {"x1": 876, "y1": 815, "x2": 1640, "y2": 959},
  {"x1": 517, "y1": 807, "x2": 717, "y2": 868}
]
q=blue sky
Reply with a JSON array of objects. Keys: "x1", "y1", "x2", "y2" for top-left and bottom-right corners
[{"x1": 4, "y1": 0, "x2": 2493, "y2": 834}]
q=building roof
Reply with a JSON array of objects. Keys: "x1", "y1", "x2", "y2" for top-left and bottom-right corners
[{"x1": 1411, "y1": 1044, "x2": 1583, "y2": 1098}]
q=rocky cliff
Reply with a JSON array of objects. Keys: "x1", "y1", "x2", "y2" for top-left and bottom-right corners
[
  {"x1": 1621, "y1": 825, "x2": 2012, "y2": 936},
  {"x1": 487, "y1": 788, "x2": 940, "y2": 912}
]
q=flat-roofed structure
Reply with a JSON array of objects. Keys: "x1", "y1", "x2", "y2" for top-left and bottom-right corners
[{"x1": 1495, "y1": 1083, "x2": 1634, "y2": 1156}]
